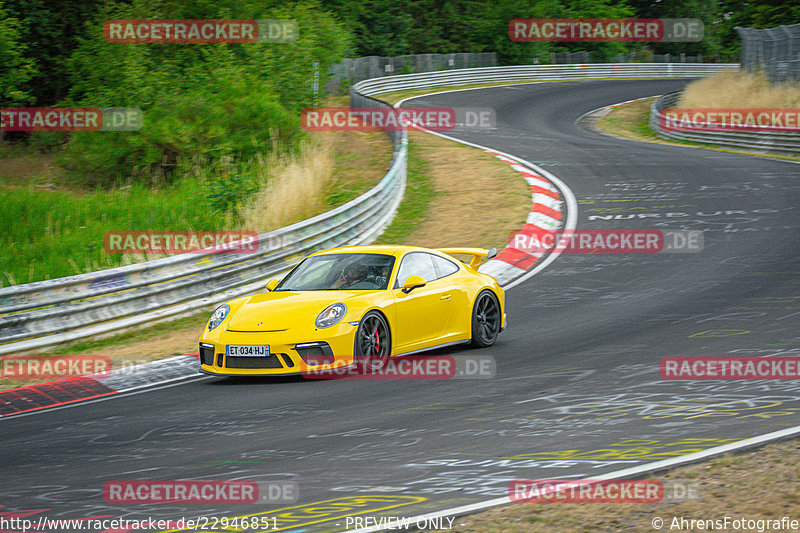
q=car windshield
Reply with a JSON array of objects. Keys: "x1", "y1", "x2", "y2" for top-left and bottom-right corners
[{"x1": 275, "y1": 253, "x2": 395, "y2": 291}]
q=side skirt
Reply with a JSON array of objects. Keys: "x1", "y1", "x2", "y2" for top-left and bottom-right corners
[{"x1": 394, "y1": 339, "x2": 472, "y2": 357}]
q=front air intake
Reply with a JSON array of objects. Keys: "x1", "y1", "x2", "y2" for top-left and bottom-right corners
[
  {"x1": 295, "y1": 342, "x2": 335, "y2": 365},
  {"x1": 199, "y1": 343, "x2": 215, "y2": 366}
]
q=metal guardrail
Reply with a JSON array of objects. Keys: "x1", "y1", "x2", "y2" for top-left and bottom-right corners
[
  {"x1": 328, "y1": 52, "x2": 497, "y2": 93},
  {"x1": 354, "y1": 63, "x2": 737, "y2": 96},
  {"x1": 650, "y1": 91, "x2": 800, "y2": 155},
  {"x1": 0, "y1": 94, "x2": 407, "y2": 354},
  {"x1": 1, "y1": 62, "x2": 737, "y2": 354}
]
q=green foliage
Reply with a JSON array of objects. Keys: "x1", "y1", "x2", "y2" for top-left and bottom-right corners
[
  {"x1": 374, "y1": 139, "x2": 436, "y2": 244},
  {"x1": 62, "y1": 71, "x2": 300, "y2": 186},
  {"x1": 0, "y1": 0, "x2": 37, "y2": 106},
  {"x1": 206, "y1": 168, "x2": 260, "y2": 217},
  {"x1": 27, "y1": 131, "x2": 69, "y2": 153},
  {"x1": 59, "y1": 0, "x2": 349, "y2": 184},
  {"x1": 326, "y1": 0, "x2": 414, "y2": 55},
  {"x1": 626, "y1": 0, "x2": 723, "y2": 58},
  {"x1": 485, "y1": 0, "x2": 634, "y2": 64},
  {"x1": 0, "y1": 178, "x2": 226, "y2": 285},
  {"x1": 400, "y1": 61, "x2": 415, "y2": 75},
  {"x1": 321, "y1": 0, "x2": 795, "y2": 64},
  {"x1": 3, "y1": 0, "x2": 798, "y2": 114},
  {"x1": 717, "y1": 0, "x2": 800, "y2": 57},
  {"x1": 3, "y1": 0, "x2": 102, "y2": 106},
  {"x1": 337, "y1": 77, "x2": 351, "y2": 95}
]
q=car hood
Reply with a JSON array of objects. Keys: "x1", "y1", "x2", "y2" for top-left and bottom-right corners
[{"x1": 226, "y1": 290, "x2": 363, "y2": 332}]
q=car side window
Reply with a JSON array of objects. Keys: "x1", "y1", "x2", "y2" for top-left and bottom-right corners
[
  {"x1": 396, "y1": 252, "x2": 437, "y2": 287},
  {"x1": 431, "y1": 255, "x2": 459, "y2": 279}
]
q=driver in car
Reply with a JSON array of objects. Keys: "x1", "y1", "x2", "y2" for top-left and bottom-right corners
[{"x1": 332, "y1": 263, "x2": 368, "y2": 289}]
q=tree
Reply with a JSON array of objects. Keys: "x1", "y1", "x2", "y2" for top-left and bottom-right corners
[
  {"x1": 718, "y1": 0, "x2": 800, "y2": 56},
  {"x1": 62, "y1": 0, "x2": 351, "y2": 184},
  {"x1": 2, "y1": 0, "x2": 102, "y2": 105},
  {"x1": 0, "y1": 0, "x2": 36, "y2": 106}
]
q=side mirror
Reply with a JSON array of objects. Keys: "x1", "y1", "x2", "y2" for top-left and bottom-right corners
[
  {"x1": 401, "y1": 275, "x2": 427, "y2": 294},
  {"x1": 265, "y1": 279, "x2": 279, "y2": 292}
]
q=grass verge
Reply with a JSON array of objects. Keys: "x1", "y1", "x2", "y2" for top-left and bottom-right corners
[
  {"x1": 431, "y1": 437, "x2": 800, "y2": 532},
  {"x1": 679, "y1": 70, "x2": 800, "y2": 108},
  {"x1": 378, "y1": 130, "x2": 529, "y2": 250},
  {"x1": 0, "y1": 125, "x2": 391, "y2": 390},
  {"x1": 0, "y1": 101, "x2": 391, "y2": 286},
  {"x1": 374, "y1": 134, "x2": 437, "y2": 244},
  {"x1": 0, "y1": 122, "x2": 529, "y2": 390},
  {"x1": 593, "y1": 98, "x2": 800, "y2": 162}
]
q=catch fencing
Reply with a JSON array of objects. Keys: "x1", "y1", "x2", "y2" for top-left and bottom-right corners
[
  {"x1": 736, "y1": 23, "x2": 800, "y2": 82},
  {"x1": 328, "y1": 52, "x2": 497, "y2": 93},
  {"x1": 328, "y1": 52, "x2": 711, "y2": 93}
]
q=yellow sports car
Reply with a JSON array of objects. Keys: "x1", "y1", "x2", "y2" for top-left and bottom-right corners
[{"x1": 198, "y1": 245, "x2": 505, "y2": 376}]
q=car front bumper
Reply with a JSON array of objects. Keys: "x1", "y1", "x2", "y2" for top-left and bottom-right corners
[{"x1": 199, "y1": 323, "x2": 360, "y2": 376}]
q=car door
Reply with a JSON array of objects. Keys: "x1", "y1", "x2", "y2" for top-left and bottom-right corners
[{"x1": 392, "y1": 252, "x2": 454, "y2": 351}]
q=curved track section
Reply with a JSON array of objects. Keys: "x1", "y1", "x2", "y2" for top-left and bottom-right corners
[{"x1": 1, "y1": 79, "x2": 799, "y2": 531}]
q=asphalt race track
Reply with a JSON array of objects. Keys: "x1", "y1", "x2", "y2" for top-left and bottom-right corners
[{"x1": 2, "y1": 79, "x2": 799, "y2": 532}]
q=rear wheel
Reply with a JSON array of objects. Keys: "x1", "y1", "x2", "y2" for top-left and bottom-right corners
[
  {"x1": 471, "y1": 290, "x2": 501, "y2": 347},
  {"x1": 354, "y1": 311, "x2": 391, "y2": 370}
]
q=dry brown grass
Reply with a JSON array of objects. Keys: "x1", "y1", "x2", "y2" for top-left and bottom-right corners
[
  {"x1": 0, "y1": 129, "x2": 392, "y2": 389},
  {"x1": 236, "y1": 133, "x2": 336, "y2": 232},
  {"x1": 399, "y1": 131, "x2": 530, "y2": 250},
  {"x1": 594, "y1": 95, "x2": 800, "y2": 162},
  {"x1": 680, "y1": 70, "x2": 800, "y2": 109}
]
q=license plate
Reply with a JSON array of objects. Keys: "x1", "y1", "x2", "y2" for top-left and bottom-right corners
[{"x1": 226, "y1": 345, "x2": 270, "y2": 357}]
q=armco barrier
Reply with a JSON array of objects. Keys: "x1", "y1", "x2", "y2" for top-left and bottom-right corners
[
  {"x1": 354, "y1": 63, "x2": 736, "y2": 97},
  {"x1": 0, "y1": 63, "x2": 736, "y2": 354},
  {"x1": 0, "y1": 95, "x2": 407, "y2": 354},
  {"x1": 650, "y1": 91, "x2": 800, "y2": 155}
]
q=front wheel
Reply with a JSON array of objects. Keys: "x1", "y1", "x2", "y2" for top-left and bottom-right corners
[
  {"x1": 354, "y1": 311, "x2": 391, "y2": 370},
  {"x1": 471, "y1": 290, "x2": 501, "y2": 347}
]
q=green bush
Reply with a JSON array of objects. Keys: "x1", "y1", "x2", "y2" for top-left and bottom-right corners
[
  {"x1": 206, "y1": 168, "x2": 260, "y2": 217},
  {"x1": 61, "y1": 73, "x2": 302, "y2": 186},
  {"x1": 59, "y1": 0, "x2": 350, "y2": 186}
]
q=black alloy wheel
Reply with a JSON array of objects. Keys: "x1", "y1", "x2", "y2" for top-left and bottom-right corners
[
  {"x1": 471, "y1": 290, "x2": 500, "y2": 347},
  {"x1": 354, "y1": 311, "x2": 391, "y2": 371}
]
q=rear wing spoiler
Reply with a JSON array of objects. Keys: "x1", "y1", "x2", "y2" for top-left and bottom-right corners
[{"x1": 437, "y1": 247, "x2": 498, "y2": 270}]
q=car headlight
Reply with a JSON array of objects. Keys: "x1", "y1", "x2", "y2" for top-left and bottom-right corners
[
  {"x1": 316, "y1": 303, "x2": 347, "y2": 328},
  {"x1": 208, "y1": 304, "x2": 230, "y2": 331}
]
